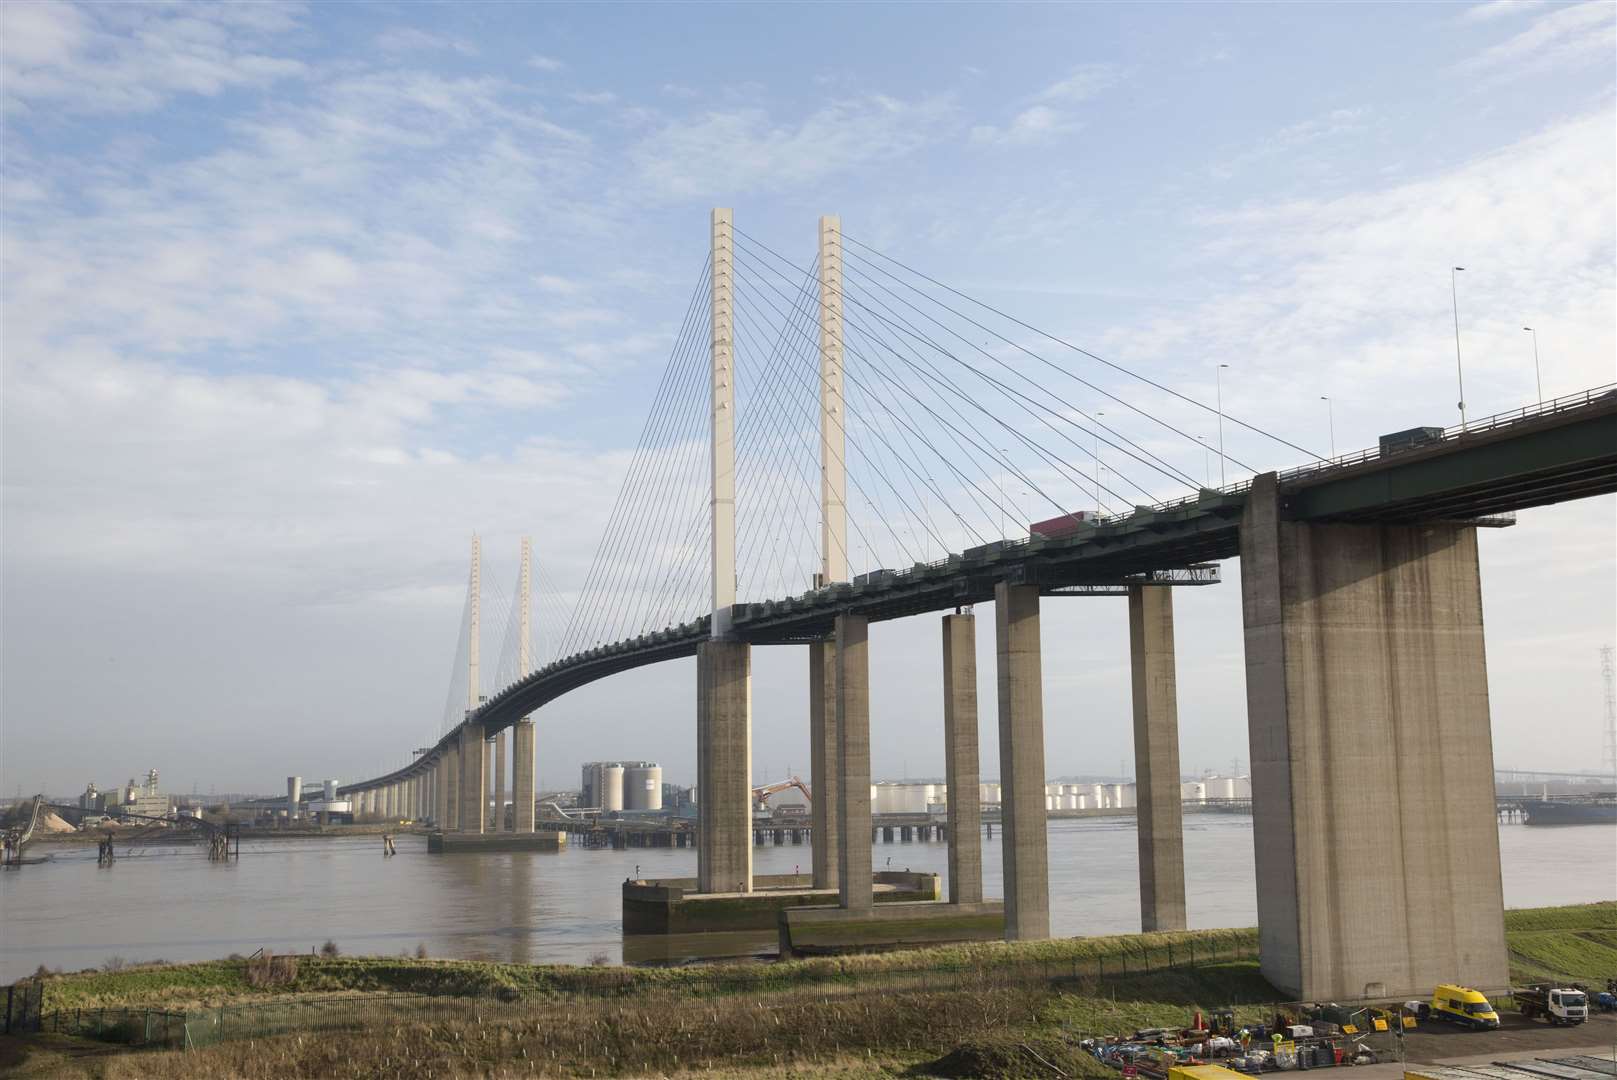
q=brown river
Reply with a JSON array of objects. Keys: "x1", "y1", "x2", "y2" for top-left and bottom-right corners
[{"x1": 2, "y1": 816, "x2": 1612, "y2": 982}]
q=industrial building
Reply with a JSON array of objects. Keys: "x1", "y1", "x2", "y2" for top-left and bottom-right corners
[
  {"x1": 81, "y1": 770, "x2": 172, "y2": 818},
  {"x1": 581, "y1": 761, "x2": 663, "y2": 813}
]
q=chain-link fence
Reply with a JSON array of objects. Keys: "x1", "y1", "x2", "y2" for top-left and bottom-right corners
[{"x1": 3, "y1": 981, "x2": 43, "y2": 1034}]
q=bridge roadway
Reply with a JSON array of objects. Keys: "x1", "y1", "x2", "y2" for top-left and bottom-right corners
[{"x1": 341, "y1": 383, "x2": 1617, "y2": 798}]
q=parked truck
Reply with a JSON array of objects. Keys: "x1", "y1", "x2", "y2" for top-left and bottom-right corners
[{"x1": 1515, "y1": 986, "x2": 1589, "y2": 1025}]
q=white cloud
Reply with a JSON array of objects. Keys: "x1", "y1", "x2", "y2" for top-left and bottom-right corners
[
  {"x1": 1, "y1": 1, "x2": 307, "y2": 114},
  {"x1": 1033, "y1": 63, "x2": 1122, "y2": 103},
  {"x1": 1454, "y1": 1, "x2": 1615, "y2": 78},
  {"x1": 1208, "y1": 106, "x2": 1371, "y2": 179},
  {"x1": 528, "y1": 54, "x2": 564, "y2": 72},
  {"x1": 375, "y1": 26, "x2": 478, "y2": 56},
  {"x1": 1461, "y1": 0, "x2": 1548, "y2": 21},
  {"x1": 569, "y1": 90, "x2": 618, "y2": 105},
  {"x1": 630, "y1": 95, "x2": 955, "y2": 199},
  {"x1": 970, "y1": 64, "x2": 1121, "y2": 146},
  {"x1": 971, "y1": 104, "x2": 1080, "y2": 146}
]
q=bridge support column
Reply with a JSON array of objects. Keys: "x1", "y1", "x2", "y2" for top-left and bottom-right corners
[
  {"x1": 808, "y1": 639, "x2": 839, "y2": 891},
  {"x1": 382, "y1": 784, "x2": 393, "y2": 820},
  {"x1": 460, "y1": 723, "x2": 487, "y2": 834},
  {"x1": 942, "y1": 612, "x2": 982, "y2": 905},
  {"x1": 482, "y1": 737, "x2": 494, "y2": 831},
  {"x1": 996, "y1": 582, "x2": 1049, "y2": 941},
  {"x1": 514, "y1": 720, "x2": 536, "y2": 832},
  {"x1": 435, "y1": 755, "x2": 450, "y2": 829},
  {"x1": 445, "y1": 741, "x2": 462, "y2": 831},
  {"x1": 493, "y1": 730, "x2": 507, "y2": 831},
  {"x1": 697, "y1": 640, "x2": 751, "y2": 893},
  {"x1": 1240, "y1": 473, "x2": 1506, "y2": 999},
  {"x1": 1130, "y1": 585, "x2": 1186, "y2": 932},
  {"x1": 835, "y1": 613, "x2": 872, "y2": 911}
]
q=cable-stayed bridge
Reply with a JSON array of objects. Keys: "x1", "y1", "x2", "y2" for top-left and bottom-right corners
[{"x1": 336, "y1": 211, "x2": 1617, "y2": 1001}]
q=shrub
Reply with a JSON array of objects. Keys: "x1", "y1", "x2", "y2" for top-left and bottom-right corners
[{"x1": 320, "y1": 940, "x2": 340, "y2": 958}]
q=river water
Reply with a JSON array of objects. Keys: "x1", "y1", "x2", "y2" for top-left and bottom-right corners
[{"x1": 2, "y1": 817, "x2": 1612, "y2": 983}]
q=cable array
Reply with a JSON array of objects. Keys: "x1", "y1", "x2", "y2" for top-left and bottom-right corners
[{"x1": 387, "y1": 217, "x2": 1329, "y2": 782}]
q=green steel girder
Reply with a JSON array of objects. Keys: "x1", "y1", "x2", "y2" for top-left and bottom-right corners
[{"x1": 1282, "y1": 406, "x2": 1617, "y2": 521}]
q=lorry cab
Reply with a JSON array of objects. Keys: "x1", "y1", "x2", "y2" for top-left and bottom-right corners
[{"x1": 1431, "y1": 985, "x2": 1500, "y2": 1029}]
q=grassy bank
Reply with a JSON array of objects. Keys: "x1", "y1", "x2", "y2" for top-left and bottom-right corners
[
  {"x1": 34, "y1": 925, "x2": 1259, "y2": 1011},
  {"x1": 1503, "y1": 901, "x2": 1617, "y2": 981},
  {"x1": 7, "y1": 903, "x2": 1612, "y2": 1079}
]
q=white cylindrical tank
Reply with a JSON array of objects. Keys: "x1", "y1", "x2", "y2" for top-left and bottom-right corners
[
  {"x1": 1090, "y1": 783, "x2": 1106, "y2": 807},
  {"x1": 287, "y1": 776, "x2": 302, "y2": 817},
  {"x1": 1045, "y1": 793, "x2": 1055, "y2": 811},
  {"x1": 599, "y1": 764, "x2": 624, "y2": 812},
  {"x1": 979, "y1": 782, "x2": 1001, "y2": 805},
  {"x1": 323, "y1": 779, "x2": 337, "y2": 802},
  {"x1": 1235, "y1": 776, "x2": 1252, "y2": 798},
  {"x1": 1076, "y1": 793, "x2": 1089, "y2": 810},
  {"x1": 1215, "y1": 777, "x2": 1237, "y2": 800},
  {"x1": 624, "y1": 764, "x2": 662, "y2": 810}
]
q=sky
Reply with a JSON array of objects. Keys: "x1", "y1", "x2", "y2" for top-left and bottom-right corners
[{"x1": 2, "y1": 1, "x2": 1614, "y2": 799}]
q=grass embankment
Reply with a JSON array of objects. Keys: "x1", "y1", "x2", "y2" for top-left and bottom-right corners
[
  {"x1": 36, "y1": 926, "x2": 1259, "y2": 1012},
  {"x1": 1503, "y1": 900, "x2": 1617, "y2": 982},
  {"x1": 10, "y1": 904, "x2": 1613, "y2": 1079}
]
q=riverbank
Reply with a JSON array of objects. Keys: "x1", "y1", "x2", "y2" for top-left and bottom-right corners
[{"x1": 4, "y1": 903, "x2": 1611, "y2": 1078}]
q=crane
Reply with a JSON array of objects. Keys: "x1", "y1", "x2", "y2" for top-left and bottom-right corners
[{"x1": 753, "y1": 776, "x2": 813, "y2": 819}]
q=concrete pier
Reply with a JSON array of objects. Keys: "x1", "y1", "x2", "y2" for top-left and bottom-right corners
[
  {"x1": 1240, "y1": 473, "x2": 1507, "y2": 999},
  {"x1": 697, "y1": 640, "x2": 752, "y2": 893},
  {"x1": 1129, "y1": 584, "x2": 1187, "y2": 932},
  {"x1": 513, "y1": 719, "x2": 535, "y2": 832},
  {"x1": 493, "y1": 729, "x2": 507, "y2": 831},
  {"x1": 942, "y1": 612, "x2": 983, "y2": 904},
  {"x1": 435, "y1": 757, "x2": 449, "y2": 829},
  {"x1": 482, "y1": 736, "x2": 494, "y2": 830},
  {"x1": 995, "y1": 582, "x2": 1049, "y2": 941},
  {"x1": 458, "y1": 724, "x2": 484, "y2": 833},
  {"x1": 835, "y1": 613, "x2": 872, "y2": 911},
  {"x1": 808, "y1": 639, "x2": 840, "y2": 891}
]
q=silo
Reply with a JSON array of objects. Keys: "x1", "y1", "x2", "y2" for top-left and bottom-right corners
[
  {"x1": 624, "y1": 763, "x2": 662, "y2": 810},
  {"x1": 1089, "y1": 783, "x2": 1106, "y2": 807},
  {"x1": 323, "y1": 779, "x2": 337, "y2": 802},
  {"x1": 1217, "y1": 776, "x2": 1238, "y2": 800},
  {"x1": 599, "y1": 763, "x2": 624, "y2": 812},
  {"x1": 286, "y1": 776, "x2": 302, "y2": 817},
  {"x1": 1182, "y1": 781, "x2": 1206, "y2": 803},
  {"x1": 1075, "y1": 793, "x2": 1089, "y2": 810}
]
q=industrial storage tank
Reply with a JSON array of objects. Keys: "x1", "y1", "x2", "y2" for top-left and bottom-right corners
[
  {"x1": 1089, "y1": 783, "x2": 1107, "y2": 807},
  {"x1": 624, "y1": 763, "x2": 663, "y2": 810},
  {"x1": 979, "y1": 782, "x2": 1002, "y2": 804},
  {"x1": 286, "y1": 776, "x2": 302, "y2": 816},
  {"x1": 1182, "y1": 781, "x2": 1207, "y2": 802},
  {"x1": 323, "y1": 779, "x2": 338, "y2": 802},
  {"x1": 599, "y1": 763, "x2": 624, "y2": 812},
  {"x1": 1215, "y1": 776, "x2": 1238, "y2": 800}
]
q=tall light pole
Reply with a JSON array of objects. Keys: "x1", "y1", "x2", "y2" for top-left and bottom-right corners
[
  {"x1": 1094, "y1": 411, "x2": 1104, "y2": 516},
  {"x1": 1451, "y1": 266, "x2": 1467, "y2": 429},
  {"x1": 1523, "y1": 326, "x2": 1542, "y2": 405},
  {"x1": 1320, "y1": 396, "x2": 1335, "y2": 458},
  {"x1": 997, "y1": 448, "x2": 1009, "y2": 538},
  {"x1": 1215, "y1": 363, "x2": 1230, "y2": 488}
]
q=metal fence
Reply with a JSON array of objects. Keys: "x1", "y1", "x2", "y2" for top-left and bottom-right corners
[
  {"x1": 39, "y1": 994, "x2": 443, "y2": 1051},
  {"x1": 3, "y1": 980, "x2": 43, "y2": 1035}
]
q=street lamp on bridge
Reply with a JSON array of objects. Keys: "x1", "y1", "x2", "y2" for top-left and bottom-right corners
[
  {"x1": 1523, "y1": 326, "x2": 1543, "y2": 405},
  {"x1": 1451, "y1": 266, "x2": 1467, "y2": 429}
]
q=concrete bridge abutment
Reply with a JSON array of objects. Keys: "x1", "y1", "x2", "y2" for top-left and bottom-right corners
[
  {"x1": 513, "y1": 720, "x2": 536, "y2": 832},
  {"x1": 835, "y1": 613, "x2": 872, "y2": 911},
  {"x1": 1130, "y1": 584, "x2": 1187, "y2": 932},
  {"x1": 459, "y1": 722, "x2": 486, "y2": 834},
  {"x1": 996, "y1": 582, "x2": 1049, "y2": 941},
  {"x1": 697, "y1": 640, "x2": 752, "y2": 893},
  {"x1": 1240, "y1": 473, "x2": 1507, "y2": 999},
  {"x1": 942, "y1": 612, "x2": 983, "y2": 905},
  {"x1": 808, "y1": 639, "x2": 840, "y2": 891}
]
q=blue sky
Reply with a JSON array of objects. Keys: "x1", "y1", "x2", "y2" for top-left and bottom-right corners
[{"x1": 2, "y1": 1, "x2": 1613, "y2": 796}]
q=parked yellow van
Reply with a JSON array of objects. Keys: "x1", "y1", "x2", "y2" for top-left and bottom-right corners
[{"x1": 1429, "y1": 985, "x2": 1499, "y2": 1029}]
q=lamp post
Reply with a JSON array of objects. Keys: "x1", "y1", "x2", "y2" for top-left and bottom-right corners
[
  {"x1": 1523, "y1": 326, "x2": 1542, "y2": 405},
  {"x1": 1451, "y1": 266, "x2": 1467, "y2": 428},
  {"x1": 1320, "y1": 396, "x2": 1335, "y2": 459},
  {"x1": 1094, "y1": 411, "x2": 1104, "y2": 517},
  {"x1": 1215, "y1": 363, "x2": 1230, "y2": 488}
]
